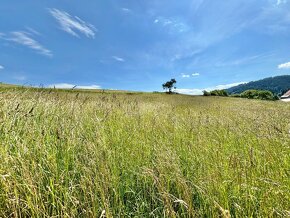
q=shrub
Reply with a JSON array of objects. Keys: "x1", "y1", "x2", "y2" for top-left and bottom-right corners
[
  {"x1": 240, "y1": 89, "x2": 275, "y2": 100},
  {"x1": 203, "y1": 89, "x2": 229, "y2": 97},
  {"x1": 203, "y1": 90, "x2": 211, "y2": 96},
  {"x1": 240, "y1": 90, "x2": 257, "y2": 99},
  {"x1": 258, "y1": 90, "x2": 274, "y2": 100}
]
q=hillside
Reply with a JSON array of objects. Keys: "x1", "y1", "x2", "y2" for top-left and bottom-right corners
[
  {"x1": 0, "y1": 82, "x2": 21, "y2": 88},
  {"x1": 227, "y1": 75, "x2": 290, "y2": 95}
]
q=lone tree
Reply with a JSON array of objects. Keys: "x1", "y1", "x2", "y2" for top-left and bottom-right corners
[{"x1": 162, "y1": 79, "x2": 177, "y2": 94}]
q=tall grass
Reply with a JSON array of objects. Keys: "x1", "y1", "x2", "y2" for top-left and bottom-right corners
[{"x1": 0, "y1": 87, "x2": 289, "y2": 217}]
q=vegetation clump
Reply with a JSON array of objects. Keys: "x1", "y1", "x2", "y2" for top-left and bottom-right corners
[
  {"x1": 203, "y1": 89, "x2": 229, "y2": 97},
  {"x1": 204, "y1": 89, "x2": 279, "y2": 101},
  {"x1": 233, "y1": 89, "x2": 279, "y2": 100},
  {"x1": 240, "y1": 89, "x2": 274, "y2": 100}
]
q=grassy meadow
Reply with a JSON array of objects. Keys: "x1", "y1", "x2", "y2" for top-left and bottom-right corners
[{"x1": 0, "y1": 87, "x2": 289, "y2": 217}]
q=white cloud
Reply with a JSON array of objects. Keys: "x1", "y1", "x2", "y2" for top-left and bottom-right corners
[
  {"x1": 112, "y1": 56, "x2": 125, "y2": 62},
  {"x1": 176, "y1": 82, "x2": 247, "y2": 95},
  {"x1": 214, "y1": 82, "x2": 247, "y2": 90},
  {"x1": 175, "y1": 88, "x2": 205, "y2": 95},
  {"x1": 49, "y1": 8, "x2": 96, "y2": 38},
  {"x1": 0, "y1": 65, "x2": 4, "y2": 70},
  {"x1": 278, "y1": 61, "x2": 290, "y2": 69},
  {"x1": 2, "y1": 31, "x2": 52, "y2": 57},
  {"x1": 181, "y1": 73, "x2": 200, "y2": 78},
  {"x1": 121, "y1": 8, "x2": 131, "y2": 13},
  {"x1": 48, "y1": 83, "x2": 101, "y2": 89}
]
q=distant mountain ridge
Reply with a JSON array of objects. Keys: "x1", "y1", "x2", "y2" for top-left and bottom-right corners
[{"x1": 227, "y1": 75, "x2": 290, "y2": 96}]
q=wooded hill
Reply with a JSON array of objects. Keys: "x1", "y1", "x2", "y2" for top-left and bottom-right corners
[{"x1": 227, "y1": 75, "x2": 290, "y2": 96}]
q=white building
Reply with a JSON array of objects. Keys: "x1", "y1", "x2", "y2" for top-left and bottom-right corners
[{"x1": 281, "y1": 90, "x2": 290, "y2": 102}]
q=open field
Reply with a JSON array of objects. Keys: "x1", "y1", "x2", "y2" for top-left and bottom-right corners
[{"x1": 0, "y1": 87, "x2": 289, "y2": 217}]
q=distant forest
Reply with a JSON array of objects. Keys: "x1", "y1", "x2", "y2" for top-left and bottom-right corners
[{"x1": 227, "y1": 75, "x2": 290, "y2": 96}]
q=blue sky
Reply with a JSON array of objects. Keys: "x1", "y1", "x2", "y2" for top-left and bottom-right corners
[{"x1": 0, "y1": 0, "x2": 290, "y2": 94}]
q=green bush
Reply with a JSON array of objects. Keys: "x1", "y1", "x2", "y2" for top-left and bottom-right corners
[
  {"x1": 203, "y1": 89, "x2": 229, "y2": 97},
  {"x1": 203, "y1": 90, "x2": 211, "y2": 96},
  {"x1": 258, "y1": 90, "x2": 274, "y2": 100},
  {"x1": 240, "y1": 90, "x2": 257, "y2": 99},
  {"x1": 240, "y1": 89, "x2": 275, "y2": 100}
]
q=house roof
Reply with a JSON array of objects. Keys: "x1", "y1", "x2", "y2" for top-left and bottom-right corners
[{"x1": 281, "y1": 90, "x2": 290, "y2": 98}]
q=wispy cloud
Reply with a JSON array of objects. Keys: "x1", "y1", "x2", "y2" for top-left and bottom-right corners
[
  {"x1": 49, "y1": 8, "x2": 96, "y2": 38},
  {"x1": 48, "y1": 83, "x2": 101, "y2": 89},
  {"x1": 152, "y1": 2, "x2": 263, "y2": 66},
  {"x1": 276, "y1": 0, "x2": 287, "y2": 5},
  {"x1": 278, "y1": 61, "x2": 290, "y2": 69},
  {"x1": 112, "y1": 56, "x2": 125, "y2": 62},
  {"x1": 154, "y1": 17, "x2": 189, "y2": 33},
  {"x1": 176, "y1": 82, "x2": 247, "y2": 95},
  {"x1": 192, "y1": 73, "x2": 200, "y2": 76},
  {"x1": 254, "y1": 2, "x2": 290, "y2": 34},
  {"x1": 1, "y1": 31, "x2": 52, "y2": 57},
  {"x1": 215, "y1": 53, "x2": 275, "y2": 67},
  {"x1": 0, "y1": 65, "x2": 4, "y2": 70},
  {"x1": 25, "y1": 27, "x2": 41, "y2": 36}
]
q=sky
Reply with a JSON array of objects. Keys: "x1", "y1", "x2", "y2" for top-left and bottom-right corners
[{"x1": 0, "y1": 0, "x2": 290, "y2": 94}]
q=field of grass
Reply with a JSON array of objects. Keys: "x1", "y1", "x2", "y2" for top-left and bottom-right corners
[{"x1": 0, "y1": 87, "x2": 289, "y2": 217}]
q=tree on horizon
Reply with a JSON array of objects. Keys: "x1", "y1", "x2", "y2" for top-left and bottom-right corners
[{"x1": 162, "y1": 79, "x2": 177, "y2": 94}]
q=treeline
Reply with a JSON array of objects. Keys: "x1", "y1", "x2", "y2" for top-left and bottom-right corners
[
  {"x1": 227, "y1": 75, "x2": 290, "y2": 96},
  {"x1": 203, "y1": 89, "x2": 279, "y2": 100},
  {"x1": 203, "y1": 90, "x2": 228, "y2": 97}
]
